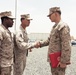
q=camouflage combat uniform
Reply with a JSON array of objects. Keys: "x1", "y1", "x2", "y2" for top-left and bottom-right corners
[
  {"x1": 39, "y1": 20, "x2": 71, "y2": 75},
  {"x1": 0, "y1": 24, "x2": 14, "y2": 75},
  {"x1": 14, "y1": 25, "x2": 31, "y2": 75}
]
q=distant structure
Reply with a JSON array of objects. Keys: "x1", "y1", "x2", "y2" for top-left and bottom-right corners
[
  {"x1": 71, "y1": 36, "x2": 76, "y2": 40},
  {"x1": 28, "y1": 33, "x2": 49, "y2": 41},
  {"x1": 28, "y1": 33, "x2": 76, "y2": 42}
]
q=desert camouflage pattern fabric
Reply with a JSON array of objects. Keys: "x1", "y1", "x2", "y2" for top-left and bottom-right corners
[
  {"x1": 47, "y1": 7, "x2": 61, "y2": 17},
  {"x1": 14, "y1": 25, "x2": 30, "y2": 75},
  {"x1": 40, "y1": 20, "x2": 71, "y2": 64},
  {"x1": 0, "y1": 24, "x2": 13, "y2": 67},
  {"x1": 0, "y1": 11, "x2": 15, "y2": 19},
  {"x1": 21, "y1": 14, "x2": 32, "y2": 20},
  {"x1": 0, "y1": 24, "x2": 14, "y2": 75},
  {"x1": 40, "y1": 20, "x2": 71, "y2": 75},
  {"x1": 50, "y1": 63, "x2": 66, "y2": 75},
  {"x1": 0, "y1": 66, "x2": 12, "y2": 75}
]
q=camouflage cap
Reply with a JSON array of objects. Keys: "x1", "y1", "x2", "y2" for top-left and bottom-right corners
[
  {"x1": 0, "y1": 11, "x2": 15, "y2": 19},
  {"x1": 47, "y1": 7, "x2": 61, "y2": 17},
  {"x1": 21, "y1": 14, "x2": 32, "y2": 20}
]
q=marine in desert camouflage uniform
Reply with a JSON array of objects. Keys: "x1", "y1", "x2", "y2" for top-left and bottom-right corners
[
  {"x1": 0, "y1": 11, "x2": 15, "y2": 75},
  {"x1": 13, "y1": 14, "x2": 35, "y2": 75},
  {"x1": 35, "y1": 7, "x2": 71, "y2": 75}
]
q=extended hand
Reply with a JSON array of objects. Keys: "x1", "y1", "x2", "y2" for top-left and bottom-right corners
[
  {"x1": 29, "y1": 49, "x2": 32, "y2": 52},
  {"x1": 34, "y1": 42, "x2": 41, "y2": 48}
]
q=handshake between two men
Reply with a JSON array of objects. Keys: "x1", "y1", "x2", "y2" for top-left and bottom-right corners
[{"x1": 27, "y1": 41, "x2": 41, "y2": 51}]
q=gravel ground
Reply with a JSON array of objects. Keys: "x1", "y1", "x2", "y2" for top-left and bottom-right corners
[{"x1": 22, "y1": 46, "x2": 76, "y2": 75}]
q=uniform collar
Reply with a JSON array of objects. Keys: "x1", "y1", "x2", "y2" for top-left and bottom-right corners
[
  {"x1": 53, "y1": 20, "x2": 63, "y2": 30},
  {"x1": 0, "y1": 24, "x2": 10, "y2": 32},
  {"x1": 20, "y1": 25, "x2": 27, "y2": 33}
]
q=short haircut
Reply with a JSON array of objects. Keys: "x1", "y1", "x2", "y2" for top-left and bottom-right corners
[
  {"x1": 56, "y1": 11, "x2": 61, "y2": 15},
  {"x1": 1, "y1": 16, "x2": 9, "y2": 23},
  {"x1": 20, "y1": 18, "x2": 25, "y2": 22}
]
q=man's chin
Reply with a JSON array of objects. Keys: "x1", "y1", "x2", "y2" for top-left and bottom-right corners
[
  {"x1": 27, "y1": 25, "x2": 29, "y2": 27},
  {"x1": 9, "y1": 25, "x2": 13, "y2": 27}
]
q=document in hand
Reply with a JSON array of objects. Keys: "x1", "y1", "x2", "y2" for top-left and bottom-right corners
[{"x1": 49, "y1": 52, "x2": 61, "y2": 68}]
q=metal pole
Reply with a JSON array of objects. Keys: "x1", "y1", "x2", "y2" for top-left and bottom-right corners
[{"x1": 15, "y1": 0, "x2": 17, "y2": 32}]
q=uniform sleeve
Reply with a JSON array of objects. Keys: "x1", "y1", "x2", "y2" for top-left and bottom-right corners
[
  {"x1": 15, "y1": 32, "x2": 31, "y2": 50},
  {"x1": 60, "y1": 26, "x2": 71, "y2": 64},
  {"x1": 0, "y1": 31, "x2": 3, "y2": 46},
  {"x1": 39, "y1": 37, "x2": 50, "y2": 47},
  {"x1": 0, "y1": 31, "x2": 3, "y2": 40}
]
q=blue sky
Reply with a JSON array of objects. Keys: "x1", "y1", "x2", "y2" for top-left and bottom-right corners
[{"x1": 0, "y1": 0, "x2": 76, "y2": 37}]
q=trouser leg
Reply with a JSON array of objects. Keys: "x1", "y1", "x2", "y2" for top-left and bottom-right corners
[
  {"x1": 49, "y1": 63, "x2": 66, "y2": 75},
  {"x1": 13, "y1": 61, "x2": 23, "y2": 75},
  {"x1": 0, "y1": 66, "x2": 12, "y2": 75}
]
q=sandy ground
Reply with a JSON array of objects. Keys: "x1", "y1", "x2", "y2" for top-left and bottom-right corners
[{"x1": 22, "y1": 46, "x2": 76, "y2": 75}]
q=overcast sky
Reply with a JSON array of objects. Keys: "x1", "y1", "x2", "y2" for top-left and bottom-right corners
[{"x1": 0, "y1": 0, "x2": 76, "y2": 37}]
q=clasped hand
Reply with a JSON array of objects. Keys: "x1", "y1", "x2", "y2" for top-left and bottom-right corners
[{"x1": 28, "y1": 41, "x2": 41, "y2": 50}]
